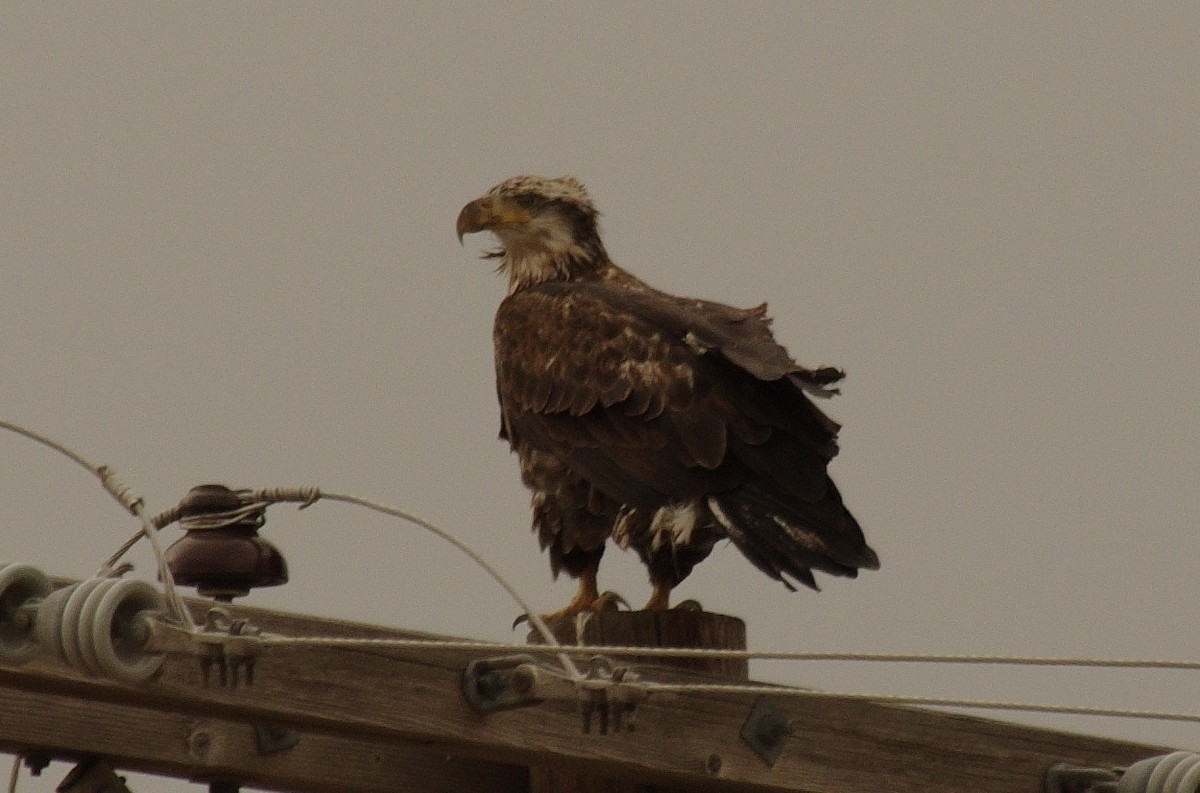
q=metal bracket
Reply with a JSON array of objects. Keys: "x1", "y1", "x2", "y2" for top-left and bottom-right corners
[
  {"x1": 1043, "y1": 763, "x2": 1120, "y2": 793},
  {"x1": 576, "y1": 656, "x2": 641, "y2": 735},
  {"x1": 607, "y1": 666, "x2": 643, "y2": 733},
  {"x1": 741, "y1": 697, "x2": 793, "y2": 767},
  {"x1": 194, "y1": 608, "x2": 262, "y2": 688},
  {"x1": 56, "y1": 758, "x2": 133, "y2": 793},
  {"x1": 462, "y1": 654, "x2": 543, "y2": 713},
  {"x1": 1045, "y1": 753, "x2": 1200, "y2": 793},
  {"x1": 254, "y1": 724, "x2": 300, "y2": 755}
]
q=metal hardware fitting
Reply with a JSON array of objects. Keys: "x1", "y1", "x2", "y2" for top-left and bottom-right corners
[
  {"x1": 741, "y1": 697, "x2": 793, "y2": 767},
  {"x1": 577, "y1": 655, "x2": 642, "y2": 735},
  {"x1": 254, "y1": 724, "x2": 301, "y2": 755},
  {"x1": 56, "y1": 758, "x2": 133, "y2": 793},
  {"x1": 194, "y1": 607, "x2": 262, "y2": 688},
  {"x1": 1043, "y1": 762, "x2": 1120, "y2": 793},
  {"x1": 462, "y1": 654, "x2": 543, "y2": 713},
  {"x1": 1046, "y1": 752, "x2": 1200, "y2": 793}
]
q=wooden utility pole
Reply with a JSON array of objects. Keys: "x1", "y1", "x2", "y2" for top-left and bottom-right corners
[
  {"x1": 0, "y1": 588, "x2": 1172, "y2": 793},
  {"x1": 536, "y1": 609, "x2": 750, "y2": 679},
  {"x1": 528, "y1": 609, "x2": 749, "y2": 792}
]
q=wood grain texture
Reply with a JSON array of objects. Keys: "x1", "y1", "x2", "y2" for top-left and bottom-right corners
[
  {"x1": 0, "y1": 686, "x2": 527, "y2": 793},
  {"x1": 0, "y1": 592, "x2": 1169, "y2": 793},
  {"x1": 530, "y1": 609, "x2": 748, "y2": 793},
  {"x1": 532, "y1": 609, "x2": 749, "y2": 680}
]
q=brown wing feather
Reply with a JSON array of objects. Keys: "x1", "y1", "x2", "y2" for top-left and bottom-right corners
[{"x1": 495, "y1": 283, "x2": 836, "y2": 490}]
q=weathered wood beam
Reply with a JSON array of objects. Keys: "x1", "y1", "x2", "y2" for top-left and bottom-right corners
[
  {"x1": 0, "y1": 594, "x2": 1170, "y2": 793},
  {"x1": 0, "y1": 685, "x2": 527, "y2": 793}
]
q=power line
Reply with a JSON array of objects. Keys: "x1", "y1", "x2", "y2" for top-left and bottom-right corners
[{"x1": 6, "y1": 418, "x2": 1200, "y2": 729}]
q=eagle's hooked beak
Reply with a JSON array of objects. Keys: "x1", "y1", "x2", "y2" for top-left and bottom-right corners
[{"x1": 456, "y1": 196, "x2": 532, "y2": 244}]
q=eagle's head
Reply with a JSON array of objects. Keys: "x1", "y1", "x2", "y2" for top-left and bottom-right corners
[{"x1": 457, "y1": 175, "x2": 609, "y2": 293}]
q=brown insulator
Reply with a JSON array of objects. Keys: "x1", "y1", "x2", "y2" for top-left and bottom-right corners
[{"x1": 163, "y1": 484, "x2": 288, "y2": 601}]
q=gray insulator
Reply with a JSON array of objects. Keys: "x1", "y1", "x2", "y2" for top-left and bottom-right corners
[
  {"x1": 60, "y1": 578, "x2": 113, "y2": 674},
  {"x1": 3, "y1": 566, "x2": 166, "y2": 684},
  {"x1": 1119, "y1": 752, "x2": 1200, "y2": 793},
  {"x1": 0, "y1": 562, "x2": 52, "y2": 664},
  {"x1": 36, "y1": 582, "x2": 79, "y2": 662},
  {"x1": 88, "y1": 579, "x2": 166, "y2": 684}
]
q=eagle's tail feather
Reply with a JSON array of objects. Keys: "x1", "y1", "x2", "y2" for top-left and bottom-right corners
[{"x1": 707, "y1": 483, "x2": 878, "y2": 592}]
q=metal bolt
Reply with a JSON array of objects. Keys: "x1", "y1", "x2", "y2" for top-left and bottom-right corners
[
  {"x1": 124, "y1": 613, "x2": 152, "y2": 646},
  {"x1": 756, "y1": 712, "x2": 792, "y2": 744},
  {"x1": 188, "y1": 729, "x2": 213, "y2": 759},
  {"x1": 475, "y1": 670, "x2": 506, "y2": 699},
  {"x1": 510, "y1": 664, "x2": 536, "y2": 695},
  {"x1": 741, "y1": 698, "x2": 792, "y2": 767}
]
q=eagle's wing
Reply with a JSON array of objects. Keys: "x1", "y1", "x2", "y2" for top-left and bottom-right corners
[{"x1": 495, "y1": 281, "x2": 842, "y2": 507}]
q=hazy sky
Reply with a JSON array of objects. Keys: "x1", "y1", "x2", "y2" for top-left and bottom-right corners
[{"x1": 3, "y1": 4, "x2": 1198, "y2": 790}]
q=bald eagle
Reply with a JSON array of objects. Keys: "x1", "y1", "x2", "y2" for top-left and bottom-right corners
[{"x1": 457, "y1": 175, "x2": 878, "y2": 621}]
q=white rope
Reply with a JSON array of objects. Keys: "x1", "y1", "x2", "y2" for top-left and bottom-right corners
[
  {"x1": 256, "y1": 632, "x2": 1200, "y2": 671},
  {"x1": 314, "y1": 490, "x2": 579, "y2": 680},
  {"x1": 130, "y1": 485, "x2": 1200, "y2": 677},
  {"x1": 258, "y1": 634, "x2": 531, "y2": 651},
  {"x1": 258, "y1": 630, "x2": 1200, "y2": 724},
  {"x1": 87, "y1": 480, "x2": 1200, "y2": 675},
  {"x1": 632, "y1": 680, "x2": 1200, "y2": 724},
  {"x1": 0, "y1": 420, "x2": 194, "y2": 631},
  {"x1": 259, "y1": 632, "x2": 1200, "y2": 723},
  {"x1": 267, "y1": 633, "x2": 1195, "y2": 724},
  {"x1": 99, "y1": 531, "x2": 153, "y2": 574},
  {"x1": 5, "y1": 430, "x2": 1192, "y2": 697},
  {"x1": 130, "y1": 500, "x2": 194, "y2": 631},
  {"x1": 1, "y1": 421, "x2": 96, "y2": 475}
]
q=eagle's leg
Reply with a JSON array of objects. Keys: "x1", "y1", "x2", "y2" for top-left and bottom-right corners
[
  {"x1": 644, "y1": 582, "x2": 672, "y2": 611},
  {"x1": 644, "y1": 585, "x2": 702, "y2": 612},
  {"x1": 543, "y1": 563, "x2": 599, "y2": 622},
  {"x1": 538, "y1": 562, "x2": 627, "y2": 623}
]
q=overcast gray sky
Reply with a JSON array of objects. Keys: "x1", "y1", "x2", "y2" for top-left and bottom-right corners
[{"x1": 3, "y1": 4, "x2": 1198, "y2": 790}]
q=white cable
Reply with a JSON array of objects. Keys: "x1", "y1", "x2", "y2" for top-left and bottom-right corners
[
  {"x1": 258, "y1": 631, "x2": 1200, "y2": 723},
  {"x1": 101, "y1": 489, "x2": 268, "y2": 573},
  {"x1": 0, "y1": 420, "x2": 194, "y2": 630},
  {"x1": 15, "y1": 445, "x2": 1195, "y2": 686},
  {"x1": 633, "y1": 680, "x2": 1200, "y2": 724},
  {"x1": 1, "y1": 421, "x2": 95, "y2": 473},
  {"x1": 256, "y1": 632, "x2": 1200, "y2": 671},
  {"x1": 314, "y1": 490, "x2": 579, "y2": 680},
  {"x1": 98, "y1": 482, "x2": 1200, "y2": 676},
  {"x1": 131, "y1": 500, "x2": 194, "y2": 631},
  {"x1": 5, "y1": 422, "x2": 1193, "y2": 722}
]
